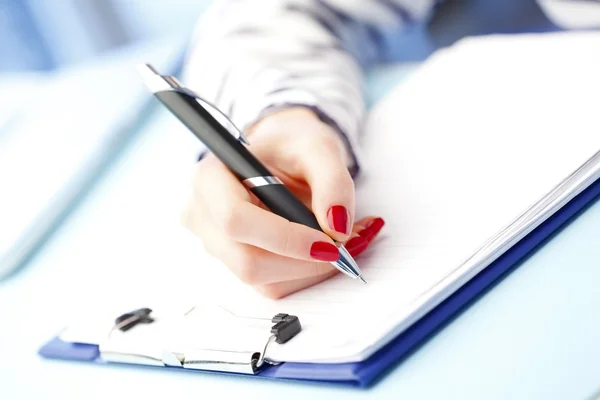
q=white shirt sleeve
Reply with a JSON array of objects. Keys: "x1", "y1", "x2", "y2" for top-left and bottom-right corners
[{"x1": 182, "y1": 0, "x2": 438, "y2": 174}]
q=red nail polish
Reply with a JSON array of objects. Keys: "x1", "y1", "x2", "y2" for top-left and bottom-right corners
[
  {"x1": 345, "y1": 236, "x2": 369, "y2": 257},
  {"x1": 310, "y1": 241, "x2": 340, "y2": 262},
  {"x1": 327, "y1": 205, "x2": 349, "y2": 234},
  {"x1": 359, "y1": 217, "x2": 385, "y2": 242}
]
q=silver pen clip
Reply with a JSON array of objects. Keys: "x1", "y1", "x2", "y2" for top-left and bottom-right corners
[{"x1": 137, "y1": 63, "x2": 250, "y2": 145}]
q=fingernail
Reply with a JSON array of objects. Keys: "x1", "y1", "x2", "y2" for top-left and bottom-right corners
[
  {"x1": 359, "y1": 217, "x2": 385, "y2": 242},
  {"x1": 310, "y1": 241, "x2": 340, "y2": 262},
  {"x1": 345, "y1": 236, "x2": 369, "y2": 257},
  {"x1": 327, "y1": 205, "x2": 349, "y2": 234}
]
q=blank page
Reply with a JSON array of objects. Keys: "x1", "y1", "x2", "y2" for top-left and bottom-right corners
[{"x1": 191, "y1": 32, "x2": 600, "y2": 364}]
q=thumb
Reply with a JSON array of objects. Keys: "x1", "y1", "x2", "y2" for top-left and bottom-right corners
[{"x1": 296, "y1": 135, "x2": 355, "y2": 242}]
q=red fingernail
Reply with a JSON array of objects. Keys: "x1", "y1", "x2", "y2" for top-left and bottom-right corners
[
  {"x1": 327, "y1": 205, "x2": 349, "y2": 234},
  {"x1": 359, "y1": 217, "x2": 385, "y2": 242},
  {"x1": 345, "y1": 236, "x2": 369, "y2": 257},
  {"x1": 310, "y1": 241, "x2": 340, "y2": 262}
]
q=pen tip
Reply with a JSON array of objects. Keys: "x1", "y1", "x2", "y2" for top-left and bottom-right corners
[{"x1": 358, "y1": 276, "x2": 367, "y2": 284}]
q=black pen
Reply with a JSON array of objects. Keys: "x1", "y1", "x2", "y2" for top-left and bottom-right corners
[{"x1": 138, "y1": 64, "x2": 364, "y2": 283}]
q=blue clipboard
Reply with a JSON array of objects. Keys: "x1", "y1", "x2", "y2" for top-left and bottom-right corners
[{"x1": 39, "y1": 174, "x2": 600, "y2": 387}]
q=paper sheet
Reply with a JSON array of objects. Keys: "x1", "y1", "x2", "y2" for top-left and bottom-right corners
[
  {"x1": 64, "y1": 31, "x2": 600, "y2": 365},
  {"x1": 200, "y1": 31, "x2": 600, "y2": 363}
]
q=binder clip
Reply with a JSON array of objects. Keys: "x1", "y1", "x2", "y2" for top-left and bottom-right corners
[
  {"x1": 112, "y1": 308, "x2": 154, "y2": 333},
  {"x1": 270, "y1": 313, "x2": 302, "y2": 344},
  {"x1": 252, "y1": 313, "x2": 303, "y2": 370},
  {"x1": 101, "y1": 307, "x2": 302, "y2": 375}
]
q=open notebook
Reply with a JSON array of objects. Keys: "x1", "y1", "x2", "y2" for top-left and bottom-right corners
[{"x1": 40, "y1": 31, "x2": 600, "y2": 384}]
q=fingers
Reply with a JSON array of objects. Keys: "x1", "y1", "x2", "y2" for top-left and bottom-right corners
[
  {"x1": 195, "y1": 155, "x2": 343, "y2": 263},
  {"x1": 354, "y1": 216, "x2": 386, "y2": 243},
  {"x1": 183, "y1": 136, "x2": 383, "y2": 298},
  {"x1": 294, "y1": 134, "x2": 355, "y2": 242},
  {"x1": 209, "y1": 242, "x2": 336, "y2": 285},
  {"x1": 252, "y1": 217, "x2": 386, "y2": 299},
  {"x1": 217, "y1": 201, "x2": 341, "y2": 262},
  {"x1": 345, "y1": 234, "x2": 369, "y2": 257},
  {"x1": 191, "y1": 214, "x2": 334, "y2": 286},
  {"x1": 255, "y1": 269, "x2": 339, "y2": 299},
  {"x1": 199, "y1": 173, "x2": 339, "y2": 262},
  {"x1": 194, "y1": 216, "x2": 385, "y2": 288},
  {"x1": 342, "y1": 216, "x2": 386, "y2": 257}
]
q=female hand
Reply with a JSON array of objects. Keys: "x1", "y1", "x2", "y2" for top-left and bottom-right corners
[{"x1": 181, "y1": 107, "x2": 384, "y2": 298}]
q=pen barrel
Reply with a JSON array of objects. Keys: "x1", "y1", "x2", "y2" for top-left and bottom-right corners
[
  {"x1": 250, "y1": 185, "x2": 321, "y2": 231},
  {"x1": 155, "y1": 90, "x2": 322, "y2": 232},
  {"x1": 155, "y1": 90, "x2": 271, "y2": 180}
]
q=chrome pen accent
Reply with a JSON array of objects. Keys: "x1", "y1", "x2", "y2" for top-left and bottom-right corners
[
  {"x1": 243, "y1": 176, "x2": 284, "y2": 188},
  {"x1": 337, "y1": 244, "x2": 365, "y2": 283}
]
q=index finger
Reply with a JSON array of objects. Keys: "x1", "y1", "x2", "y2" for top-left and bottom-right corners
[{"x1": 197, "y1": 160, "x2": 339, "y2": 262}]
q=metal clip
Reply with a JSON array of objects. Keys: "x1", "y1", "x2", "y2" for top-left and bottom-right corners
[
  {"x1": 111, "y1": 307, "x2": 154, "y2": 334},
  {"x1": 137, "y1": 63, "x2": 250, "y2": 145},
  {"x1": 101, "y1": 307, "x2": 302, "y2": 375},
  {"x1": 169, "y1": 349, "x2": 262, "y2": 374}
]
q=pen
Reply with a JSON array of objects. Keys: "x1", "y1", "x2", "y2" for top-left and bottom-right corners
[{"x1": 137, "y1": 64, "x2": 365, "y2": 283}]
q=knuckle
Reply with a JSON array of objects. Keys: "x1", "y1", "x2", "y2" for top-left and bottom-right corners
[
  {"x1": 201, "y1": 238, "x2": 220, "y2": 260},
  {"x1": 320, "y1": 131, "x2": 343, "y2": 153},
  {"x1": 180, "y1": 200, "x2": 205, "y2": 235},
  {"x1": 233, "y1": 249, "x2": 259, "y2": 285},
  {"x1": 340, "y1": 166, "x2": 354, "y2": 184},
  {"x1": 276, "y1": 221, "x2": 293, "y2": 255},
  {"x1": 221, "y1": 202, "x2": 245, "y2": 238},
  {"x1": 256, "y1": 285, "x2": 286, "y2": 300},
  {"x1": 321, "y1": 168, "x2": 354, "y2": 201},
  {"x1": 333, "y1": 167, "x2": 354, "y2": 188}
]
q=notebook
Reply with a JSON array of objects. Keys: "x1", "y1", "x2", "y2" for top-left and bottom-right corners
[{"x1": 39, "y1": 31, "x2": 600, "y2": 385}]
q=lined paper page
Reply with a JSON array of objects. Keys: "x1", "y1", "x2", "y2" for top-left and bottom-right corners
[{"x1": 193, "y1": 32, "x2": 600, "y2": 363}]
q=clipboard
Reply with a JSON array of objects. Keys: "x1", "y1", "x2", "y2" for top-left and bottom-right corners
[
  {"x1": 38, "y1": 29, "x2": 600, "y2": 387},
  {"x1": 39, "y1": 174, "x2": 600, "y2": 386}
]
